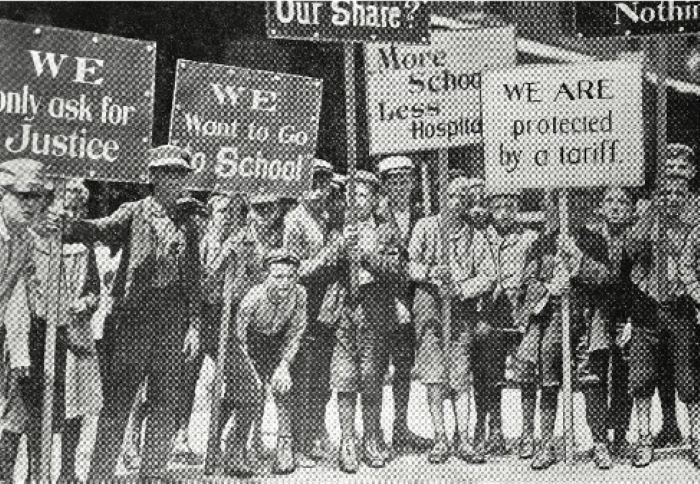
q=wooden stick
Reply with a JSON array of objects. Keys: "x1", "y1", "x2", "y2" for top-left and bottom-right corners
[
  {"x1": 437, "y1": 149, "x2": 452, "y2": 347},
  {"x1": 654, "y1": 37, "x2": 668, "y2": 168},
  {"x1": 204, "y1": 271, "x2": 235, "y2": 475},
  {"x1": 344, "y1": 42, "x2": 359, "y2": 298},
  {"x1": 559, "y1": 189, "x2": 575, "y2": 465},
  {"x1": 40, "y1": 179, "x2": 66, "y2": 481},
  {"x1": 421, "y1": 161, "x2": 432, "y2": 217}
]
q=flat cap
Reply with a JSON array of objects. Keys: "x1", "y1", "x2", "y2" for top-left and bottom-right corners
[
  {"x1": 448, "y1": 177, "x2": 484, "y2": 193},
  {"x1": 312, "y1": 158, "x2": 333, "y2": 174},
  {"x1": 378, "y1": 156, "x2": 414, "y2": 175},
  {"x1": 355, "y1": 170, "x2": 381, "y2": 189},
  {"x1": 264, "y1": 248, "x2": 300, "y2": 268},
  {"x1": 0, "y1": 158, "x2": 51, "y2": 194},
  {"x1": 331, "y1": 173, "x2": 347, "y2": 189},
  {"x1": 249, "y1": 192, "x2": 279, "y2": 205},
  {"x1": 146, "y1": 144, "x2": 193, "y2": 171}
]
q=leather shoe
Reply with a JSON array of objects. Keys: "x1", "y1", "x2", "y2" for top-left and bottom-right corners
[
  {"x1": 531, "y1": 444, "x2": 557, "y2": 470},
  {"x1": 486, "y1": 431, "x2": 508, "y2": 455},
  {"x1": 363, "y1": 436, "x2": 386, "y2": 468},
  {"x1": 224, "y1": 459, "x2": 256, "y2": 479},
  {"x1": 428, "y1": 435, "x2": 450, "y2": 464},
  {"x1": 378, "y1": 430, "x2": 393, "y2": 462},
  {"x1": 632, "y1": 438, "x2": 654, "y2": 468},
  {"x1": 273, "y1": 435, "x2": 295, "y2": 475},
  {"x1": 393, "y1": 426, "x2": 432, "y2": 453},
  {"x1": 592, "y1": 442, "x2": 612, "y2": 470},
  {"x1": 518, "y1": 435, "x2": 535, "y2": 459},
  {"x1": 470, "y1": 439, "x2": 487, "y2": 464},
  {"x1": 339, "y1": 434, "x2": 359, "y2": 474},
  {"x1": 653, "y1": 426, "x2": 683, "y2": 448},
  {"x1": 690, "y1": 438, "x2": 700, "y2": 468}
]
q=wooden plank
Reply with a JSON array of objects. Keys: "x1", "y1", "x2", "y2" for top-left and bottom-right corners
[
  {"x1": 559, "y1": 189, "x2": 575, "y2": 465},
  {"x1": 40, "y1": 179, "x2": 65, "y2": 481},
  {"x1": 344, "y1": 42, "x2": 359, "y2": 298},
  {"x1": 437, "y1": 149, "x2": 452, "y2": 347}
]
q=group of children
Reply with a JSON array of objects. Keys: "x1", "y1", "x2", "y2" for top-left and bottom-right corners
[{"x1": 2, "y1": 141, "x2": 700, "y2": 481}]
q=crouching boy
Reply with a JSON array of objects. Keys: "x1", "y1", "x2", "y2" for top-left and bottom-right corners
[{"x1": 223, "y1": 248, "x2": 307, "y2": 477}]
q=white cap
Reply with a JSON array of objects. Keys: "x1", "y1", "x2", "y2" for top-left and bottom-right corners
[
  {"x1": 378, "y1": 156, "x2": 414, "y2": 175},
  {"x1": 312, "y1": 158, "x2": 333, "y2": 174}
]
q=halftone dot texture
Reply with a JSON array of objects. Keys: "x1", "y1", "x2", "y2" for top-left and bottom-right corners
[
  {"x1": 0, "y1": 19, "x2": 156, "y2": 183},
  {"x1": 2, "y1": 1, "x2": 700, "y2": 482}
]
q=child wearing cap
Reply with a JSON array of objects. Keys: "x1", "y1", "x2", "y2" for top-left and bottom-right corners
[
  {"x1": 0, "y1": 159, "x2": 51, "y2": 482},
  {"x1": 221, "y1": 248, "x2": 307, "y2": 477}
]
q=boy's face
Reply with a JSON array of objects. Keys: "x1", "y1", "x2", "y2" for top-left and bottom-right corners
[
  {"x1": 657, "y1": 177, "x2": 688, "y2": 219},
  {"x1": 383, "y1": 171, "x2": 414, "y2": 210},
  {"x1": 468, "y1": 184, "x2": 489, "y2": 227},
  {"x1": 663, "y1": 155, "x2": 694, "y2": 181},
  {"x1": 601, "y1": 188, "x2": 633, "y2": 225},
  {"x1": 251, "y1": 201, "x2": 280, "y2": 229},
  {"x1": 268, "y1": 262, "x2": 297, "y2": 297},
  {"x1": 353, "y1": 182, "x2": 376, "y2": 220},
  {"x1": 2, "y1": 190, "x2": 43, "y2": 227},
  {"x1": 490, "y1": 195, "x2": 519, "y2": 231}
]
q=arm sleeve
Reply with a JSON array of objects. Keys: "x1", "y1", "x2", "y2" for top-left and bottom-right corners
[
  {"x1": 6, "y1": 275, "x2": 31, "y2": 369},
  {"x1": 361, "y1": 225, "x2": 408, "y2": 282},
  {"x1": 66, "y1": 202, "x2": 135, "y2": 245},
  {"x1": 235, "y1": 291, "x2": 256, "y2": 349},
  {"x1": 457, "y1": 232, "x2": 496, "y2": 300},
  {"x1": 679, "y1": 226, "x2": 700, "y2": 303},
  {"x1": 285, "y1": 218, "x2": 339, "y2": 283},
  {"x1": 280, "y1": 287, "x2": 308, "y2": 366},
  {"x1": 408, "y1": 220, "x2": 430, "y2": 282}
]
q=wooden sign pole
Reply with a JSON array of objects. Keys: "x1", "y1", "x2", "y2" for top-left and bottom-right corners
[
  {"x1": 437, "y1": 149, "x2": 452, "y2": 348},
  {"x1": 559, "y1": 189, "x2": 575, "y2": 465},
  {"x1": 40, "y1": 179, "x2": 66, "y2": 482},
  {"x1": 344, "y1": 42, "x2": 359, "y2": 298},
  {"x1": 421, "y1": 161, "x2": 432, "y2": 217}
]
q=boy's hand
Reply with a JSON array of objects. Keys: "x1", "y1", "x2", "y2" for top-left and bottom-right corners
[
  {"x1": 271, "y1": 362, "x2": 292, "y2": 395},
  {"x1": 617, "y1": 319, "x2": 633, "y2": 348},
  {"x1": 182, "y1": 326, "x2": 200, "y2": 362}
]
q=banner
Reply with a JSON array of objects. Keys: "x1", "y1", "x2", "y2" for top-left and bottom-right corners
[
  {"x1": 365, "y1": 27, "x2": 516, "y2": 156},
  {"x1": 0, "y1": 20, "x2": 156, "y2": 182},
  {"x1": 575, "y1": 1, "x2": 700, "y2": 37},
  {"x1": 266, "y1": 0, "x2": 431, "y2": 44},
  {"x1": 169, "y1": 59, "x2": 322, "y2": 196},
  {"x1": 482, "y1": 59, "x2": 644, "y2": 192}
]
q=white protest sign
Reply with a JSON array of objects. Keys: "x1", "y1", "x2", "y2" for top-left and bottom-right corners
[
  {"x1": 482, "y1": 59, "x2": 644, "y2": 192},
  {"x1": 365, "y1": 26, "x2": 516, "y2": 156}
]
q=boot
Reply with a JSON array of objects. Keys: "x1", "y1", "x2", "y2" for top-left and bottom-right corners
[
  {"x1": 531, "y1": 442, "x2": 558, "y2": 470},
  {"x1": 392, "y1": 422, "x2": 432, "y2": 453},
  {"x1": 339, "y1": 434, "x2": 359, "y2": 474},
  {"x1": 592, "y1": 442, "x2": 612, "y2": 470},
  {"x1": 428, "y1": 434, "x2": 449, "y2": 464},
  {"x1": 518, "y1": 434, "x2": 535, "y2": 459},
  {"x1": 273, "y1": 435, "x2": 295, "y2": 475},
  {"x1": 362, "y1": 435, "x2": 385, "y2": 468},
  {"x1": 690, "y1": 438, "x2": 700, "y2": 469},
  {"x1": 0, "y1": 431, "x2": 21, "y2": 481},
  {"x1": 632, "y1": 435, "x2": 654, "y2": 468},
  {"x1": 58, "y1": 418, "x2": 82, "y2": 483},
  {"x1": 223, "y1": 412, "x2": 256, "y2": 478},
  {"x1": 486, "y1": 430, "x2": 508, "y2": 456}
]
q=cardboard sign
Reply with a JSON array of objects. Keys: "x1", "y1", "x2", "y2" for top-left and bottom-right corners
[
  {"x1": 0, "y1": 20, "x2": 156, "y2": 182},
  {"x1": 266, "y1": 0, "x2": 431, "y2": 44},
  {"x1": 169, "y1": 59, "x2": 322, "y2": 196},
  {"x1": 365, "y1": 27, "x2": 516, "y2": 156},
  {"x1": 482, "y1": 60, "x2": 644, "y2": 193},
  {"x1": 575, "y1": 1, "x2": 700, "y2": 37}
]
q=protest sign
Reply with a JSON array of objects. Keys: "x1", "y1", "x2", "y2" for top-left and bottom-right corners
[
  {"x1": 365, "y1": 26, "x2": 516, "y2": 155},
  {"x1": 266, "y1": 0, "x2": 431, "y2": 44},
  {"x1": 0, "y1": 19, "x2": 156, "y2": 182},
  {"x1": 575, "y1": 1, "x2": 700, "y2": 37},
  {"x1": 169, "y1": 59, "x2": 322, "y2": 196},
  {"x1": 482, "y1": 59, "x2": 644, "y2": 193}
]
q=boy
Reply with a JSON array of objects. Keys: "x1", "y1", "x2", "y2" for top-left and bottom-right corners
[{"x1": 223, "y1": 248, "x2": 307, "y2": 477}]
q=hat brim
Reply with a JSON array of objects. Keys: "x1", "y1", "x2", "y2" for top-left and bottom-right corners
[{"x1": 148, "y1": 159, "x2": 193, "y2": 171}]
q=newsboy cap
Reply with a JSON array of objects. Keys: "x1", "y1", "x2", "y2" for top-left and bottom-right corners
[
  {"x1": 0, "y1": 158, "x2": 51, "y2": 194},
  {"x1": 146, "y1": 145, "x2": 193, "y2": 171},
  {"x1": 312, "y1": 158, "x2": 333, "y2": 174},
  {"x1": 264, "y1": 248, "x2": 300, "y2": 269},
  {"x1": 378, "y1": 156, "x2": 414, "y2": 175}
]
